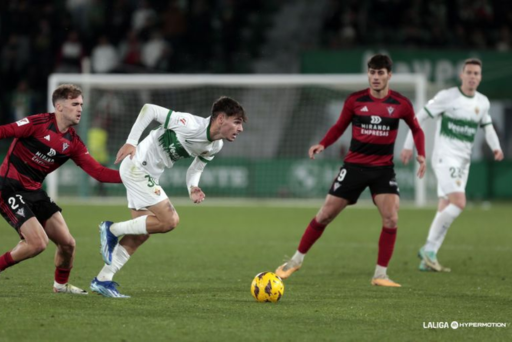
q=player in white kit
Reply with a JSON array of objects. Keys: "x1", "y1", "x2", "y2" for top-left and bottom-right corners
[
  {"x1": 91, "y1": 97, "x2": 246, "y2": 297},
  {"x1": 401, "y1": 59, "x2": 503, "y2": 272}
]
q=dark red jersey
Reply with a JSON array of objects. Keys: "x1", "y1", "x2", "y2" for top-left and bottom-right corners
[
  {"x1": 320, "y1": 88, "x2": 425, "y2": 167},
  {"x1": 0, "y1": 113, "x2": 121, "y2": 191}
]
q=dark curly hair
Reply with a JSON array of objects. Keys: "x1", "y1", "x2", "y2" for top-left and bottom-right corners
[
  {"x1": 211, "y1": 96, "x2": 247, "y2": 122},
  {"x1": 367, "y1": 54, "x2": 393, "y2": 72}
]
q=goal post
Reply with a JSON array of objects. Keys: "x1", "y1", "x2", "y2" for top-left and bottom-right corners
[{"x1": 47, "y1": 73, "x2": 430, "y2": 206}]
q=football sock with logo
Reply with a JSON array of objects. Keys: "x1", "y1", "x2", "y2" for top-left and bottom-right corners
[
  {"x1": 0, "y1": 252, "x2": 17, "y2": 272},
  {"x1": 424, "y1": 204, "x2": 462, "y2": 253},
  {"x1": 97, "y1": 244, "x2": 131, "y2": 281},
  {"x1": 54, "y1": 267, "x2": 71, "y2": 287},
  {"x1": 110, "y1": 215, "x2": 148, "y2": 237},
  {"x1": 376, "y1": 227, "x2": 397, "y2": 269},
  {"x1": 297, "y1": 218, "x2": 327, "y2": 254}
]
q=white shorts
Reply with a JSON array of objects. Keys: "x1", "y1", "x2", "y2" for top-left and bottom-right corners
[
  {"x1": 120, "y1": 157, "x2": 168, "y2": 210},
  {"x1": 432, "y1": 157, "x2": 470, "y2": 198}
]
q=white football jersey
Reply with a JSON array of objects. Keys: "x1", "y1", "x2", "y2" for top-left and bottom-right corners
[
  {"x1": 425, "y1": 87, "x2": 492, "y2": 162},
  {"x1": 127, "y1": 104, "x2": 223, "y2": 179}
]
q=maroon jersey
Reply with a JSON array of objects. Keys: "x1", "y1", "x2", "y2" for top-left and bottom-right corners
[
  {"x1": 320, "y1": 89, "x2": 425, "y2": 167},
  {"x1": 0, "y1": 113, "x2": 121, "y2": 191}
]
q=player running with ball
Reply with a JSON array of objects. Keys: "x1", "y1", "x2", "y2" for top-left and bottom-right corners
[{"x1": 91, "y1": 97, "x2": 246, "y2": 298}]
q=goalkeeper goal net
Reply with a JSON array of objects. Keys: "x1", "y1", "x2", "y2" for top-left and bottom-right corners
[{"x1": 47, "y1": 74, "x2": 433, "y2": 206}]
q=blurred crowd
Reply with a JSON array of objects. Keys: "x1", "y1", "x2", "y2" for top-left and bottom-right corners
[
  {"x1": 1, "y1": 0, "x2": 511, "y2": 126},
  {"x1": 0, "y1": 0, "x2": 269, "y2": 125},
  {"x1": 321, "y1": 0, "x2": 512, "y2": 49}
]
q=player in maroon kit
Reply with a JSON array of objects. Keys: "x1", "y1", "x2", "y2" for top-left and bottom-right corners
[
  {"x1": 275, "y1": 54, "x2": 426, "y2": 287},
  {"x1": 0, "y1": 84, "x2": 122, "y2": 294}
]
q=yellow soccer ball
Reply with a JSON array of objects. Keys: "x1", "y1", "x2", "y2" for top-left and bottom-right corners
[{"x1": 250, "y1": 272, "x2": 284, "y2": 303}]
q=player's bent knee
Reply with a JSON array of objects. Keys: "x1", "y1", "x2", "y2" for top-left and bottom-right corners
[
  {"x1": 162, "y1": 216, "x2": 180, "y2": 233},
  {"x1": 317, "y1": 216, "x2": 334, "y2": 225},
  {"x1": 454, "y1": 202, "x2": 466, "y2": 211},
  {"x1": 59, "y1": 238, "x2": 76, "y2": 255},
  {"x1": 383, "y1": 215, "x2": 398, "y2": 228},
  {"x1": 136, "y1": 234, "x2": 150, "y2": 243},
  {"x1": 30, "y1": 239, "x2": 49, "y2": 256},
  {"x1": 156, "y1": 212, "x2": 179, "y2": 233},
  {"x1": 316, "y1": 208, "x2": 339, "y2": 225}
]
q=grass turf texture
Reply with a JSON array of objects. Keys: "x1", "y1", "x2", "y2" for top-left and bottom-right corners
[{"x1": 0, "y1": 203, "x2": 510, "y2": 342}]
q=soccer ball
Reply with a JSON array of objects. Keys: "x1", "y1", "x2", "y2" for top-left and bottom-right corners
[{"x1": 250, "y1": 272, "x2": 284, "y2": 303}]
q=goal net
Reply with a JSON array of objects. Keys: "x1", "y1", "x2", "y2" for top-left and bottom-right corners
[{"x1": 47, "y1": 74, "x2": 433, "y2": 205}]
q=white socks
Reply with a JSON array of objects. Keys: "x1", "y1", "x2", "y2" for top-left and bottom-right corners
[
  {"x1": 97, "y1": 244, "x2": 131, "y2": 282},
  {"x1": 374, "y1": 265, "x2": 387, "y2": 278},
  {"x1": 424, "y1": 204, "x2": 463, "y2": 253},
  {"x1": 110, "y1": 216, "x2": 148, "y2": 237},
  {"x1": 53, "y1": 281, "x2": 66, "y2": 289},
  {"x1": 291, "y1": 251, "x2": 305, "y2": 264}
]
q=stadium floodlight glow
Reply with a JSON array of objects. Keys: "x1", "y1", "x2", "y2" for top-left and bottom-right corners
[{"x1": 48, "y1": 73, "x2": 429, "y2": 206}]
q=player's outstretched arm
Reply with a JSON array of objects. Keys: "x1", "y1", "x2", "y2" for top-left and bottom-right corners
[
  {"x1": 115, "y1": 144, "x2": 136, "y2": 164},
  {"x1": 416, "y1": 155, "x2": 426, "y2": 179},
  {"x1": 309, "y1": 144, "x2": 325, "y2": 159},
  {"x1": 189, "y1": 186, "x2": 205, "y2": 204},
  {"x1": 73, "y1": 152, "x2": 122, "y2": 183}
]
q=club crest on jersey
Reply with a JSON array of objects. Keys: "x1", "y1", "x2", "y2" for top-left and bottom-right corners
[
  {"x1": 17, "y1": 208, "x2": 25, "y2": 217},
  {"x1": 387, "y1": 106, "x2": 395, "y2": 115},
  {"x1": 62, "y1": 143, "x2": 69, "y2": 152},
  {"x1": 456, "y1": 180, "x2": 461, "y2": 187},
  {"x1": 333, "y1": 182, "x2": 341, "y2": 191},
  {"x1": 48, "y1": 148, "x2": 56, "y2": 157},
  {"x1": 154, "y1": 187, "x2": 161, "y2": 196},
  {"x1": 475, "y1": 107, "x2": 479, "y2": 115}
]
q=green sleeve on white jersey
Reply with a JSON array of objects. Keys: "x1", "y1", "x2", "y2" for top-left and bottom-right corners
[
  {"x1": 424, "y1": 89, "x2": 452, "y2": 118},
  {"x1": 164, "y1": 110, "x2": 173, "y2": 128},
  {"x1": 198, "y1": 155, "x2": 213, "y2": 163},
  {"x1": 198, "y1": 141, "x2": 222, "y2": 163},
  {"x1": 126, "y1": 104, "x2": 172, "y2": 146},
  {"x1": 480, "y1": 114, "x2": 492, "y2": 127}
]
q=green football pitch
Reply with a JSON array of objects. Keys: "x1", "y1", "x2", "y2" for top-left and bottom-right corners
[{"x1": 0, "y1": 201, "x2": 510, "y2": 342}]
